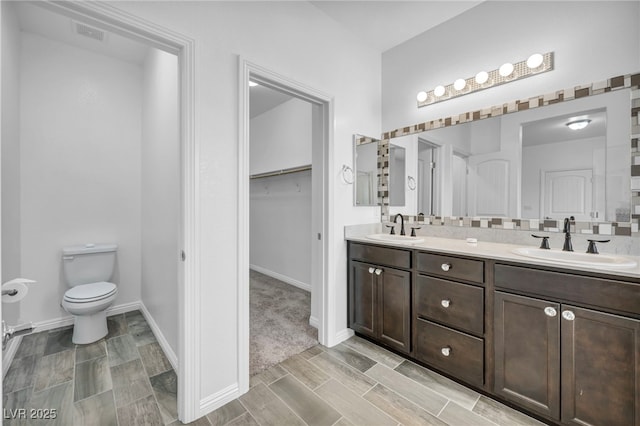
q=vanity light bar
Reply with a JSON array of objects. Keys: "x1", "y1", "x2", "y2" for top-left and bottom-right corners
[{"x1": 417, "y1": 52, "x2": 554, "y2": 108}]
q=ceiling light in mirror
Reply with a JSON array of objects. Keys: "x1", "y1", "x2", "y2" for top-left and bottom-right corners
[{"x1": 566, "y1": 119, "x2": 592, "y2": 130}]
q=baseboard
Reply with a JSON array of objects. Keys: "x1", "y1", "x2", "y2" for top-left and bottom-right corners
[
  {"x1": 2, "y1": 335, "x2": 23, "y2": 379},
  {"x1": 138, "y1": 304, "x2": 179, "y2": 371},
  {"x1": 309, "y1": 315, "x2": 319, "y2": 329},
  {"x1": 250, "y1": 264, "x2": 311, "y2": 292},
  {"x1": 199, "y1": 383, "x2": 240, "y2": 418},
  {"x1": 331, "y1": 327, "x2": 355, "y2": 347},
  {"x1": 31, "y1": 301, "x2": 142, "y2": 334}
]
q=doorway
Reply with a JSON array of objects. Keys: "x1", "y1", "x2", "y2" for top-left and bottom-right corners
[
  {"x1": 239, "y1": 59, "x2": 332, "y2": 393},
  {"x1": 0, "y1": 1, "x2": 198, "y2": 422}
]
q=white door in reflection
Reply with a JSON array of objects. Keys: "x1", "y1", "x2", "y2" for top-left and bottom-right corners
[{"x1": 542, "y1": 169, "x2": 593, "y2": 221}]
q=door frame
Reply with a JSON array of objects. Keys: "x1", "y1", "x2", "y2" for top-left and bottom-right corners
[
  {"x1": 238, "y1": 58, "x2": 333, "y2": 393},
  {"x1": 27, "y1": 2, "x2": 199, "y2": 422}
]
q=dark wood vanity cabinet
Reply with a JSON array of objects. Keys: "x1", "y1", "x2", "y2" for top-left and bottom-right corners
[
  {"x1": 413, "y1": 252, "x2": 485, "y2": 387},
  {"x1": 347, "y1": 240, "x2": 640, "y2": 426},
  {"x1": 348, "y1": 243, "x2": 411, "y2": 354},
  {"x1": 495, "y1": 264, "x2": 640, "y2": 426}
]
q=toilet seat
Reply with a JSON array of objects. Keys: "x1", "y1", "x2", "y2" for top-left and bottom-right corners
[{"x1": 64, "y1": 282, "x2": 117, "y2": 303}]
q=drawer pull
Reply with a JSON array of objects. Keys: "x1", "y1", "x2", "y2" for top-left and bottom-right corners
[
  {"x1": 374, "y1": 268, "x2": 382, "y2": 276},
  {"x1": 441, "y1": 346, "x2": 452, "y2": 357},
  {"x1": 441, "y1": 299, "x2": 451, "y2": 308},
  {"x1": 544, "y1": 307, "x2": 557, "y2": 317},
  {"x1": 562, "y1": 310, "x2": 575, "y2": 321},
  {"x1": 368, "y1": 267, "x2": 375, "y2": 274},
  {"x1": 441, "y1": 263, "x2": 452, "y2": 272}
]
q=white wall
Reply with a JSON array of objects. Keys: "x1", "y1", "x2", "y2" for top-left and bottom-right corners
[
  {"x1": 382, "y1": 1, "x2": 640, "y2": 132},
  {"x1": 250, "y1": 98, "x2": 312, "y2": 289},
  {"x1": 250, "y1": 98, "x2": 312, "y2": 175},
  {"x1": 1, "y1": 1, "x2": 21, "y2": 287},
  {"x1": 141, "y1": 48, "x2": 179, "y2": 354},
  {"x1": 110, "y1": 0, "x2": 382, "y2": 407},
  {"x1": 18, "y1": 32, "x2": 142, "y2": 324}
]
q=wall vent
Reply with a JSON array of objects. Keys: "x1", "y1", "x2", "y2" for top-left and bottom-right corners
[{"x1": 73, "y1": 21, "x2": 106, "y2": 42}]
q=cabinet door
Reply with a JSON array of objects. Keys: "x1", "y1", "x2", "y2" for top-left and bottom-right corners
[
  {"x1": 561, "y1": 305, "x2": 640, "y2": 426},
  {"x1": 494, "y1": 292, "x2": 560, "y2": 420},
  {"x1": 378, "y1": 266, "x2": 411, "y2": 353},
  {"x1": 348, "y1": 261, "x2": 376, "y2": 338}
]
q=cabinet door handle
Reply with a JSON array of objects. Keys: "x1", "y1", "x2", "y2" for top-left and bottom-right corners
[
  {"x1": 441, "y1": 346, "x2": 451, "y2": 357},
  {"x1": 562, "y1": 310, "x2": 575, "y2": 321},
  {"x1": 544, "y1": 307, "x2": 557, "y2": 317},
  {"x1": 374, "y1": 268, "x2": 382, "y2": 276},
  {"x1": 441, "y1": 299, "x2": 451, "y2": 308},
  {"x1": 441, "y1": 263, "x2": 452, "y2": 272},
  {"x1": 368, "y1": 267, "x2": 375, "y2": 274}
]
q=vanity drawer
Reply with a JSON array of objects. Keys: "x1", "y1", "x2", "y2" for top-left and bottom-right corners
[
  {"x1": 417, "y1": 252, "x2": 484, "y2": 284},
  {"x1": 415, "y1": 318, "x2": 484, "y2": 386},
  {"x1": 415, "y1": 275, "x2": 484, "y2": 336},
  {"x1": 349, "y1": 243, "x2": 411, "y2": 270},
  {"x1": 495, "y1": 264, "x2": 640, "y2": 318}
]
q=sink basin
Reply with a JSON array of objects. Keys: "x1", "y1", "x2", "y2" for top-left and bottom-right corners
[
  {"x1": 366, "y1": 234, "x2": 424, "y2": 244},
  {"x1": 511, "y1": 247, "x2": 637, "y2": 269}
]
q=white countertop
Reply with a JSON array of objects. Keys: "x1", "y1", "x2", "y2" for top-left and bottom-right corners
[{"x1": 346, "y1": 234, "x2": 640, "y2": 279}]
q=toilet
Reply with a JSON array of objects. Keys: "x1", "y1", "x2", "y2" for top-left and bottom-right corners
[{"x1": 61, "y1": 243, "x2": 118, "y2": 344}]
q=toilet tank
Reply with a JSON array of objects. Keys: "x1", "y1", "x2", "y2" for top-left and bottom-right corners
[{"x1": 62, "y1": 243, "x2": 118, "y2": 287}]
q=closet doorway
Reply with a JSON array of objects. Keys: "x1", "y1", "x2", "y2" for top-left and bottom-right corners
[
  {"x1": 238, "y1": 60, "x2": 332, "y2": 391},
  {"x1": 248, "y1": 84, "x2": 317, "y2": 375}
]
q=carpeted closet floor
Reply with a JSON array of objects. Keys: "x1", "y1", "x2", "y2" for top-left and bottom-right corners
[{"x1": 250, "y1": 270, "x2": 318, "y2": 376}]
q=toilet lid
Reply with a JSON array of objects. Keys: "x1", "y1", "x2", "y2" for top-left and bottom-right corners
[{"x1": 64, "y1": 282, "x2": 117, "y2": 303}]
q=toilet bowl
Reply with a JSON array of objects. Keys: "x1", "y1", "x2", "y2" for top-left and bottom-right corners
[{"x1": 61, "y1": 244, "x2": 118, "y2": 344}]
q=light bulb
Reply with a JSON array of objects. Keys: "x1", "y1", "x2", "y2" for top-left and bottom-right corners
[
  {"x1": 499, "y1": 62, "x2": 514, "y2": 77},
  {"x1": 416, "y1": 91, "x2": 428, "y2": 102},
  {"x1": 434, "y1": 85, "x2": 446, "y2": 97},
  {"x1": 527, "y1": 53, "x2": 544, "y2": 69},
  {"x1": 475, "y1": 71, "x2": 489, "y2": 85},
  {"x1": 454, "y1": 78, "x2": 466, "y2": 91}
]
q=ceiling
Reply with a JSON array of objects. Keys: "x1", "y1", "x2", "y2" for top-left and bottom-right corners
[
  {"x1": 522, "y1": 109, "x2": 607, "y2": 147},
  {"x1": 310, "y1": 1, "x2": 482, "y2": 53},
  {"x1": 15, "y1": 1, "x2": 484, "y2": 117}
]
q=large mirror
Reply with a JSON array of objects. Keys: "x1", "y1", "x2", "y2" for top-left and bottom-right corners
[{"x1": 387, "y1": 85, "x2": 632, "y2": 225}]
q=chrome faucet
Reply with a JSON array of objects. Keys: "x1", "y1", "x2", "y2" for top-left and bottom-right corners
[
  {"x1": 563, "y1": 216, "x2": 574, "y2": 252},
  {"x1": 394, "y1": 213, "x2": 406, "y2": 236}
]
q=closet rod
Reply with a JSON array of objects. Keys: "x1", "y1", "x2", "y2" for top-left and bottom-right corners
[{"x1": 250, "y1": 164, "x2": 312, "y2": 179}]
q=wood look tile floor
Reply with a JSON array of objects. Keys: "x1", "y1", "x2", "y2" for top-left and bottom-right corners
[
  {"x1": 5, "y1": 316, "x2": 545, "y2": 426},
  {"x1": 204, "y1": 336, "x2": 546, "y2": 426},
  {"x1": 3, "y1": 310, "x2": 177, "y2": 425}
]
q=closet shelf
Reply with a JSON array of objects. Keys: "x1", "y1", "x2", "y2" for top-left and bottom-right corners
[{"x1": 250, "y1": 164, "x2": 311, "y2": 179}]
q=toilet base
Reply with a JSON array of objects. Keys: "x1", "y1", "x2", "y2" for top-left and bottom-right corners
[{"x1": 71, "y1": 310, "x2": 108, "y2": 344}]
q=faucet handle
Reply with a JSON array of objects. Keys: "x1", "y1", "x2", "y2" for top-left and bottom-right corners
[
  {"x1": 586, "y1": 239, "x2": 610, "y2": 254},
  {"x1": 410, "y1": 227, "x2": 421, "y2": 237},
  {"x1": 531, "y1": 234, "x2": 551, "y2": 249},
  {"x1": 385, "y1": 225, "x2": 396, "y2": 235}
]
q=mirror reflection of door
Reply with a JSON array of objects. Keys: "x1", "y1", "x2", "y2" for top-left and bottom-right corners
[
  {"x1": 417, "y1": 139, "x2": 437, "y2": 215},
  {"x1": 542, "y1": 169, "x2": 593, "y2": 221},
  {"x1": 389, "y1": 144, "x2": 406, "y2": 206},
  {"x1": 452, "y1": 153, "x2": 468, "y2": 217}
]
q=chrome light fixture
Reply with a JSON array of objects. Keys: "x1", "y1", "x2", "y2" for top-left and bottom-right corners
[
  {"x1": 566, "y1": 119, "x2": 591, "y2": 130},
  {"x1": 417, "y1": 52, "x2": 554, "y2": 107}
]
